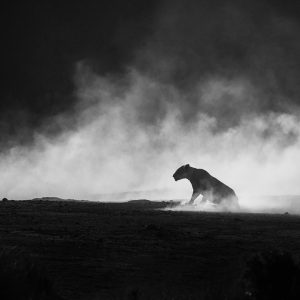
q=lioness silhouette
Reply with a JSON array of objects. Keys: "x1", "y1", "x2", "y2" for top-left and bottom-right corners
[{"x1": 173, "y1": 164, "x2": 239, "y2": 209}]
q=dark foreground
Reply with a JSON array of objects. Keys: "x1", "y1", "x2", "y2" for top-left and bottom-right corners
[{"x1": 0, "y1": 199, "x2": 300, "y2": 300}]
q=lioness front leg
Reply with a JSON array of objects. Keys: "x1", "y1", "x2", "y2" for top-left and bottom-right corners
[{"x1": 189, "y1": 191, "x2": 201, "y2": 205}]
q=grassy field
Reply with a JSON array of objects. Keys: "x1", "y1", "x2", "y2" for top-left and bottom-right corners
[{"x1": 0, "y1": 199, "x2": 300, "y2": 299}]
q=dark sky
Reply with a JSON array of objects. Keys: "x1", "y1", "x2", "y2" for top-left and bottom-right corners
[
  {"x1": 2, "y1": 0, "x2": 300, "y2": 147},
  {"x1": 2, "y1": 0, "x2": 160, "y2": 146}
]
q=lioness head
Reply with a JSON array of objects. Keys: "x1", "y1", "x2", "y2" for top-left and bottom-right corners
[{"x1": 173, "y1": 164, "x2": 190, "y2": 181}]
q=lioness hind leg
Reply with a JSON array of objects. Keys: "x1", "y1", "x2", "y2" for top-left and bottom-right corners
[{"x1": 224, "y1": 196, "x2": 240, "y2": 211}]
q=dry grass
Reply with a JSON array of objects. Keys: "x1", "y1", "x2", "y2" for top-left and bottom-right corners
[{"x1": 0, "y1": 199, "x2": 300, "y2": 299}]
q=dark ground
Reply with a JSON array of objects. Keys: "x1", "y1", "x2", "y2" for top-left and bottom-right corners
[{"x1": 0, "y1": 199, "x2": 300, "y2": 300}]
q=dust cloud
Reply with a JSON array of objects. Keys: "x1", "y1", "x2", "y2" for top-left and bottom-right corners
[
  {"x1": 0, "y1": 0, "x2": 300, "y2": 213},
  {"x1": 1, "y1": 66, "x2": 300, "y2": 207}
]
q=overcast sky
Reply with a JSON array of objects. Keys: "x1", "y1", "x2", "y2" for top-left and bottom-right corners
[
  {"x1": 1, "y1": 0, "x2": 300, "y2": 200},
  {"x1": 3, "y1": 0, "x2": 300, "y2": 147}
]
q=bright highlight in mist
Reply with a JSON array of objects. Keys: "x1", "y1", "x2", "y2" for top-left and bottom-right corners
[{"x1": 0, "y1": 66, "x2": 299, "y2": 211}]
